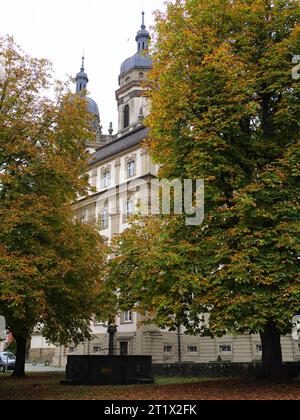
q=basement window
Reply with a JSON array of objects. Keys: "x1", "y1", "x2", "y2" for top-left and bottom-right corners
[
  {"x1": 187, "y1": 346, "x2": 198, "y2": 353},
  {"x1": 219, "y1": 345, "x2": 232, "y2": 354}
]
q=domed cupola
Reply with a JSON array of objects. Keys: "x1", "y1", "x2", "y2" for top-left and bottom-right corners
[
  {"x1": 74, "y1": 56, "x2": 102, "y2": 141},
  {"x1": 75, "y1": 56, "x2": 100, "y2": 121},
  {"x1": 116, "y1": 12, "x2": 152, "y2": 133},
  {"x1": 120, "y1": 12, "x2": 152, "y2": 76},
  {"x1": 86, "y1": 97, "x2": 100, "y2": 120}
]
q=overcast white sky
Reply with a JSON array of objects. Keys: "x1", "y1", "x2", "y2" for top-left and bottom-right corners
[{"x1": 1, "y1": 0, "x2": 167, "y2": 132}]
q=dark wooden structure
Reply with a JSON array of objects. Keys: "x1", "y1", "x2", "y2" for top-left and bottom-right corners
[{"x1": 61, "y1": 355, "x2": 153, "y2": 386}]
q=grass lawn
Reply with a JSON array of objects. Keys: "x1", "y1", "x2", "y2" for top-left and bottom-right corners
[{"x1": 0, "y1": 373, "x2": 299, "y2": 400}]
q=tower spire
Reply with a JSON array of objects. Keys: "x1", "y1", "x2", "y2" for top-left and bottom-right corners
[
  {"x1": 75, "y1": 54, "x2": 89, "y2": 93},
  {"x1": 141, "y1": 11, "x2": 145, "y2": 29},
  {"x1": 81, "y1": 53, "x2": 85, "y2": 72},
  {"x1": 136, "y1": 11, "x2": 150, "y2": 53}
]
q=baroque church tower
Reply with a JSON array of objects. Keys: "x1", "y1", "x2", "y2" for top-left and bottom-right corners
[{"x1": 116, "y1": 12, "x2": 152, "y2": 134}]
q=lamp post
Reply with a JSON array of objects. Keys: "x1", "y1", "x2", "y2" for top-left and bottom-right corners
[
  {"x1": 107, "y1": 323, "x2": 117, "y2": 356},
  {"x1": 177, "y1": 325, "x2": 182, "y2": 363}
]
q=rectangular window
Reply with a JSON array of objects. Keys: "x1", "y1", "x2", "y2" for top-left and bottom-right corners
[
  {"x1": 127, "y1": 160, "x2": 136, "y2": 178},
  {"x1": 102, "y1": 171, "x2": 111, "y2": 188},
  {"x1": 126, "y1": 200, "x2": 135, "y2": 218},
  {"x1": 164, "y1": 346, "x2": 173, "y2": 353},
  {"x1": 93, "y1": 346, "x2": 101, "y2": 354},
  {"x1": 69, "y1": 347, "x2": 75, "y2": 354},
  {"x1": 78, "y1": 211, "x2": 88, "y2": 224},
  {"x1": 124, "y1": 311, "x2": 133, "y2": 323},
  {"x1": 219, "y1": 345, "x2": 232, "y2": 354},
  {"x1": 256, "y1": 345, "x2": 262, "y2": 353},
  {"x1": 90, "y1": 169, "x2": 97, "y2": 188},
  {"x1": 100, "y1": 208, "x2": 109, "y2": 230},
  {"x1": 187, "y1": 346, "x2": 198, "y2": 353}
]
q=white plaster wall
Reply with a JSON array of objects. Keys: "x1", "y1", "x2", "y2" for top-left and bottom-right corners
[
  {"x1": 31, "y1": 335, "x2": 55, "y2": 350},
  {"x1": 117, "y1": 312, "x2": 137, "y2": 334}
]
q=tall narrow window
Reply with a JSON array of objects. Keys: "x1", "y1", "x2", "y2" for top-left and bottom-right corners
[
  {"x1": 102, "y1": 170, "x2": 111, "y2": 188},
  {"x1": 123, "y1": 105, "x2": 130, "y2": 129},
  {"x1": 100, "y1": 208, "x2": 109, "y2": 230},
  {"x1": 127, "y1": 160, "x2": 136, "y2": 178},
  {"x1": 124, "y1": 311, "x2": 133, "y2": 323},
  {"x1": 126, "y1": 199, "x2": 135, "y2": 218}
]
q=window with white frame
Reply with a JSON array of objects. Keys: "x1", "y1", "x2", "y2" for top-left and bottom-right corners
[
  {"x1": 187, "y1": 346, "x2": 198, "y2": 353},
  {"x1": 164, "y1": 346, "x2": 173, "y2": 353},
  {"x1": 93, "y1": 346, "x2": 102, "y2": 354},
  {"x1": 123, "y1": 311, "x2": 133, "y2": 323},
  {"x1": 89, "y1": 169, "x2": 97, "y2": 188},
  {"x1": 126, "y1": 199, "x2": 135, "y2": 218},
  {"x1": 256, "y1": 344, "x2": 262, "y2": 353},
  {"x1": 219, "y1": 345, "x2": 232, "y2": 354},
  {"x1": 100, "y1": 208, "x2": 109, "y2": 230},
  {"x1": 102, "y1": 170, "x2": 111, "y2": 188},
  {"x1": 127, "y1": 160, "x2": 136, "y2": 178},
  {"x1": 69, "y1": 347, "x2": 76, "y2": 354}
]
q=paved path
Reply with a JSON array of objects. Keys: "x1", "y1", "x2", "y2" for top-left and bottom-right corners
[{"x1": 25, "y1": 363, "x2": 65, "y2": 373}]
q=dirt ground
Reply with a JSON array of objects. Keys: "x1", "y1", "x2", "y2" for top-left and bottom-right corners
[{"x1": 0, "y1": 374, "x2": 299, "y2": 400}]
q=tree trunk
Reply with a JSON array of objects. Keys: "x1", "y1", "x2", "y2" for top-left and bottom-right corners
[
  {"x1": 12, "y1": 335, "x2": 27, "y2": 378},
  {"x1": 259, "y1": 320, "x2": 283, "y2": 383}
]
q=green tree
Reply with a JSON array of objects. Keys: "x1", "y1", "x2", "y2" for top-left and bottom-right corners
[
  {"x1": 142, "y1": 0, "x2": 300, "y2": 382},
  {"x1": 0, "y1": 36, "x2": 108, "y2": 377},
  {"x1": 107, "y1": 215, "x2": 204, "y2": 332}
]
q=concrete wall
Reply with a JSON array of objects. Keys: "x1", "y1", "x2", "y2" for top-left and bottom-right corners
[{"x1": 153, "y1": 362, "x2": 300, "y2": 379}]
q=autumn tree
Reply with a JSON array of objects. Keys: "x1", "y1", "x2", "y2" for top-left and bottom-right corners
[
  {"x1": 141, "y1": 0, "x2": 300, "y2": 382},
  {"x1": 107, "y1": 215, "x2": 204, "y2": 332},
  {"x1": 0, "y1": 36, "x2": 107, "y2": 377}
]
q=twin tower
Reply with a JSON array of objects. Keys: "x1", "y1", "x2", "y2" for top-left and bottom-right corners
[{"x1": 74, "y1": 12, "x2": 152, "y2": 145}]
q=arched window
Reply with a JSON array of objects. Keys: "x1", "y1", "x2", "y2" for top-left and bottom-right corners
[{"x1": 123, "y1": 105, "x2": 130, "y2": 129}]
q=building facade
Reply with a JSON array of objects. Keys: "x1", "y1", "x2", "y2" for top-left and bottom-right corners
[{"x1": 29, "y1": 14, "x2": 300, "y2": 367}]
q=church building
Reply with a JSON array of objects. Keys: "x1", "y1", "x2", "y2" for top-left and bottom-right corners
[{"x1": 29, "y1": 14, "x2": 300, "y2": 367}]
